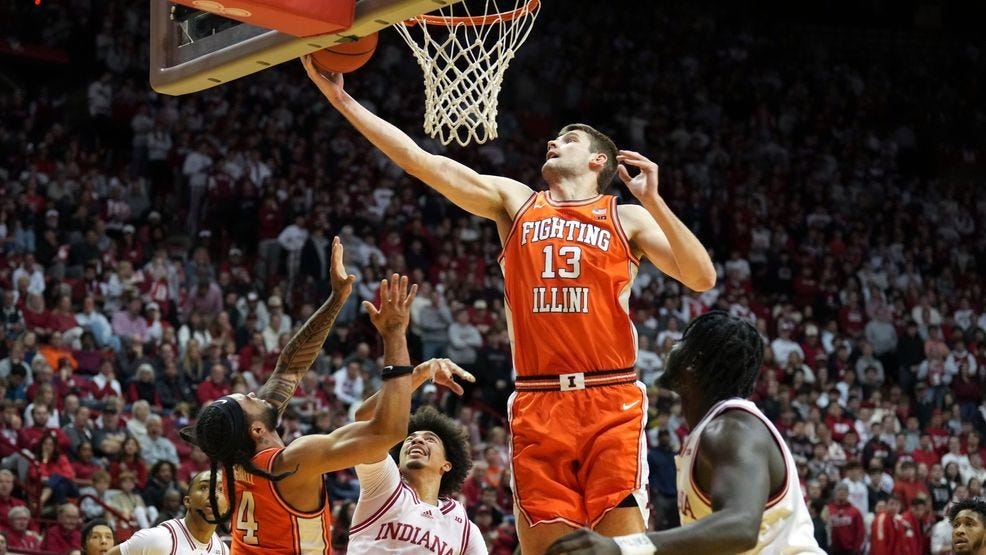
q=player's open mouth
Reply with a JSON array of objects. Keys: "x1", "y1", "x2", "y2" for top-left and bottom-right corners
[
  {"x1": 408, "y1": 447, "x2": 427, "y2": 456},
  {"x1": 545, "y1": 152, "x2": 558, "y2": 160}
]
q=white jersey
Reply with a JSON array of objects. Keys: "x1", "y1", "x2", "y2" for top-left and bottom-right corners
[
  {"x1": 348, "y1": 457, "x2": 486, "y2": 555},
  {"x1": 118, "y1": 518, "x2": 229, "y2": 555},
  {"x1": 675, "y1": 398, "x2": 824, "y2": 554}
]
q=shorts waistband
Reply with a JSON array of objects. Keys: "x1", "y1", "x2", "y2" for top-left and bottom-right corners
[{"x1": 514, "y1": 368, "x2": 637, "y2": 392}]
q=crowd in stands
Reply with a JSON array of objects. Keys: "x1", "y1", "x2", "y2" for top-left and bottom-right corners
[{"x1": 0, "y1": 0, "x2": 983, "y2": 553}]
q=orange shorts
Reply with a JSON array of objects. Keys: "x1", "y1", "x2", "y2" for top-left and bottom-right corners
[{"x1": 508, "y1": 381, "x2": 649, "y2": 527}]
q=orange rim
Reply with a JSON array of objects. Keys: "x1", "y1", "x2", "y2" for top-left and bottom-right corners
[{"x1": 402, "y1": 0, "x2": 539, "y2": 27}]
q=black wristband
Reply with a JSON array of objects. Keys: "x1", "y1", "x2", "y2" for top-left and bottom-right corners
[{"x1": 381, "y1": 365, "x2": 414, "y2": 381}]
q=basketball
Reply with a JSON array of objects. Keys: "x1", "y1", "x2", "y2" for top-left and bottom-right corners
[{"x1": 310, "y1": 33, "x2": 378, "y2": 74}]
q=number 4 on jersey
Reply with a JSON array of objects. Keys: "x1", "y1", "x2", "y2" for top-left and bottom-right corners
[{"x1": 236, "y1": 491, "x2": 260, "y2": 544}]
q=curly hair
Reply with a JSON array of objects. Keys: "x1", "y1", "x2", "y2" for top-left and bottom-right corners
[
  {"x1": 950, "y1": 498, "x2": 986, "y2": 523},
  {"x1": 191, "y1": 397, "x2": 295, "y2": 525},
  {"x1": 389, "y1": 406, "x2": 472, "y2": 498},
  {"x1": 664, "y1": 310, "x2": 764, "y2": 402}
]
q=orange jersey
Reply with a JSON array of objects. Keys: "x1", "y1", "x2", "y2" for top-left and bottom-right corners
[
  {"x1": 232, "y1": 448, "x2": 333, "y2": 554},
  {"x1": 499, "y1": 191, "x2": 639, "y2": 377}
]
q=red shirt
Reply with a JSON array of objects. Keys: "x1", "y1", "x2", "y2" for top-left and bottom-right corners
[
  {"x1": 869, "y1": 512, "x2": 901, "y2": 555},
  {"x1": 928, "y1": 427, "x2": 952, "y2": 454},
  {"x1": 40, "y1": 523, "x2": 82, "y2": 554},
  {"x1": 825, "y1": 415, "x2": 855, "y2": 443},
  {"x1": 196, "y1": 379, "x2": 232, "y2": 405},
  {"x1": 911, "y1": 448, "x2": 940, "y2": 468},
  {"x1": 900, "y1": 510, "x2": 928, "y2": 555},
  {"x1": 22, "y1": 307, "x2": 51, "y2": 334},
  {"x1": 892, "y1": 479, "x2": 930, "y2": 508},
  {"x1": 827, "y1": 501, "x2": 865, "y2": 552},
  {"x1": 17, "y1": 426, "x2": 71, "y2": 452},
  {"x1": 6, "y1": 528, "x2": 41, "y2": 552}
]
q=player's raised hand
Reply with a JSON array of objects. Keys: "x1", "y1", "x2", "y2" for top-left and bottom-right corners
[
  {"x1": 363, "y1": 273, "x2": 417, "y2": 336},
  {"x1": 414, "y1": 358, "x2": 475, "y2": 396},
  {"x1": 329, "y1": 236, "x2": 356, "y2": 295},
  {"x1": 616, "y1": 149, "x2": 661, "y2": 203},
  {"x1": 301, "y1": 54, "x2": 344, "y2": 99}
]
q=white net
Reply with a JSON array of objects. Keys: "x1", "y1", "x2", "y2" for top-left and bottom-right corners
[{"x1": 394, "y1": 0, "x2": 540, "y2": 146}]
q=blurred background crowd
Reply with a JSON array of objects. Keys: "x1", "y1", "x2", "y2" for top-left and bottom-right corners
[{"x1": 0, "y1": 0, "x2": 984, "y2": 553}]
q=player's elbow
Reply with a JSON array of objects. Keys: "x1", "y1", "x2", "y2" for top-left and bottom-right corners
[
  {"x1": 686, "y1": 272, "x2": 717, "y2": 293},
  {"x1": 727, "y1": 512, "x2": 761, "y2": 551},
  {"x1": 366, "y1": 417, "x2": 408, "y2": 447}
]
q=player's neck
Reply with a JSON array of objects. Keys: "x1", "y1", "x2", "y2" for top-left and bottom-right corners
[
  {"x1": 681, "y1": 394, "x2": 718, "y2": 430},
  {"x1": 184, "y1": 513, "x2": 216, "y2": 545},
  {"x1": 254, "y1": 431, "x2": 284, "y2": 452},
  {"x1": 545, "y1": 177, "x2": 598, "y2": 201},
  {"x1": 404, "y1": 474, "x2": 441, "y2": 506}
]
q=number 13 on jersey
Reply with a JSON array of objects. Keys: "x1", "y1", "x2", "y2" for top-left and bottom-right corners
[{"x1": 534, "y1": 245, "x2": 589, "y2": 314}]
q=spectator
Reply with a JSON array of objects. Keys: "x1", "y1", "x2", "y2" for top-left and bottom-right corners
[
  {"x1": 106, "y1": 471, "x2": 157, "y2": 529},
  {"x1": 75, "y1": 297, "x2": 119, "y2": 353},
  {"x1": 447, "y1": 309, "x2": 483, "y2": 367},
  {"x1": 648, "y1": 429, "x2": 679, "y2": 531},
  {"x1": 332, "y1": 361, "x2": 364, "y2": 410},
  {"x1": 900, "y1": 496, "x2": 931, "y2": 555},
  {"x1": 70, "y1": 440, "x2": 104, "y2": 489},
  {"x1": 826, "y1": 482, "x2": 865, "y2": 555},
  {"x1": 30, "y1": 433, "x2": 78, "y2": 508},
  {"x1": 39, "y1": 503, "x2": 82, "y2": 554},
  {"x1": 869, "y1": 496, "x2": 904, "y2": 555},
  {"x1": 79, "y1": 470, "x2": 114, "y2": 521},
  {"x1": 111, "y1": 296, "x2": 149, "y2": 348},
  {"x1": 4, "y1": 507, "x2": 40, "y2": 552},
  {"x1": 943, "y1": 436, "x2": 974, "y2": 485},
  {"x1": 195, "y1": 364, "x2": 231, "y2": 405},
  {"x1": 142, "y1": 460, "x2": 179, "y2": 510},
  {"x1": 92, "y1": 405, "x2": 129, "y2": 459},
  {"x1": 138, "y1": 415, "x2": 178, "y2": 468},
  {"x1": 415, "y1": 289, "x2": 453, "y2": 360},
  {"x1": 0, "y1": 470, "x2": 25, "y2": 533}
]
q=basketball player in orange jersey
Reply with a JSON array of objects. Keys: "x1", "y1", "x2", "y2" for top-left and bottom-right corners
[
  {"x1": 303, "y1": 59, "x2": 716, "y2": 554},
  {"x1": 546, "y1": 311, "x2": 824, "y2": 554},
  {"x1": 187, "y1": 239, "x2": 467, "y2": 554}
]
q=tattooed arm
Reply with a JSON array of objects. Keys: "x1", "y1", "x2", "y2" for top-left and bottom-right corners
[{"x1": 257, "y1": 236, "x2": 355, "y2": 415}]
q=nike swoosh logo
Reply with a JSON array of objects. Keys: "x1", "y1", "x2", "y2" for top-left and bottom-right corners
[{"x1": 622, "y1": 401, "x2": 640, "y2": 411}]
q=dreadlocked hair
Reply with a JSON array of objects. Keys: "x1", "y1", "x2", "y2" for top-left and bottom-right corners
[
  {"x1": 676, "y1": 310, "x2": 763, "y2": 402},
  {"x1": 195, "y1": 398, "x2": 295, "y2": 525},
  {"x1": 950, "y1": 497, "x2": 986, "y2": 523},
  {"x1": 389, "y1": 406, "x2": 472, "y2": 497}
]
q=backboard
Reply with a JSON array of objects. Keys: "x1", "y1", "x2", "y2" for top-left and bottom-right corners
[{"x1": 149, "y1": 0, "x2": 463, "y2": 96}]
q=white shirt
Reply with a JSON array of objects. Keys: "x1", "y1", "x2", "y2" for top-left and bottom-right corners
[
  {"x1": 349, "y1": 457, "x2": 486, "y2": 554},
  {"x1": 119, "y1": 518, "x2": 228, "y2": 555},
  {"x1": 277, "y1": 224, "x2": 309, "y2": 252},
  {"x1": 770, "y1": 338, "x2": 805, "y2": 366}
]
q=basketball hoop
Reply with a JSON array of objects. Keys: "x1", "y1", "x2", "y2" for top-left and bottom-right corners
[{"x1": 395, "y1": 0, "x2": 541, "y2": 146}]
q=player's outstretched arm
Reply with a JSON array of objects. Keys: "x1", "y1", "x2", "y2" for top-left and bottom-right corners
[
  {"x1": 353, "y1": 358, "x2": 474, "y2": 423},
  {"x1": 278, "y1": 274, "x2": 417, "y2": 477},
  {"x1": 546, "y1": 412, "x2": 771, "y2": 555},
  {"x1": 257, "y1": 236, "x2": 355, "y2": 416},
  {"x1": 301, "y1": 57, "x2": 531, "y2": 222},
  {"x1": 616, "y1": 150, "x2": 716, "y2": 292}
]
